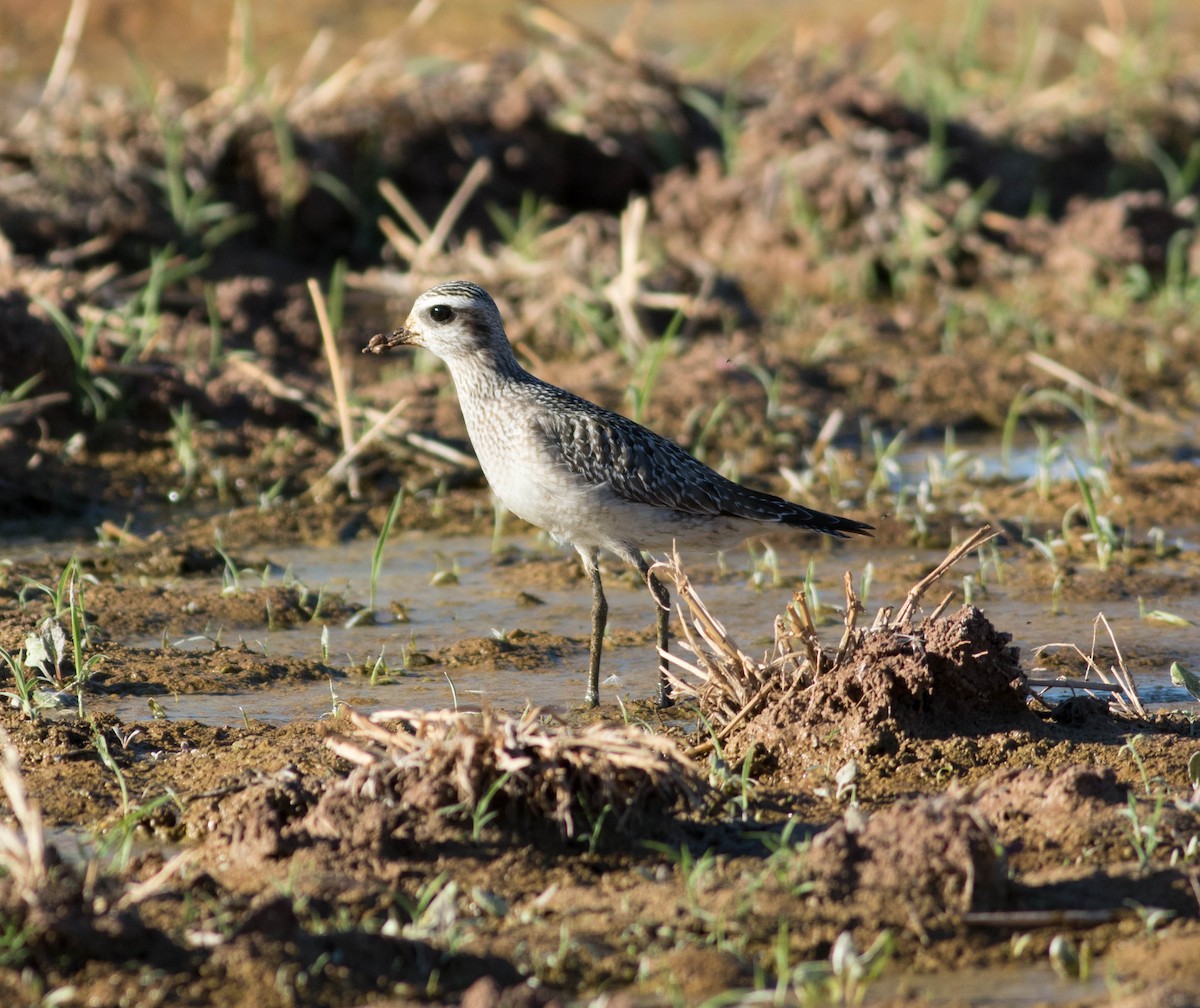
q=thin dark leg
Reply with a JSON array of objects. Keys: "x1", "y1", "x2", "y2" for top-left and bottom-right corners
[
  {"x1": 637, "y1": 556, "x2": 673, "y2": 707},
  {"x1": 585, "y1": 559, "x2": 607, "y2": 707}
]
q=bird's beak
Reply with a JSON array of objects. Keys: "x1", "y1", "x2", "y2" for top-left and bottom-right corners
[{"x1": 362, "y1": 326, "x2": 417, "y2": 354}]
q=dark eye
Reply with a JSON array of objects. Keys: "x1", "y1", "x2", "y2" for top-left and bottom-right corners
[{"x1": 429, "y1": 304, "x2": 455, "y2": 323}]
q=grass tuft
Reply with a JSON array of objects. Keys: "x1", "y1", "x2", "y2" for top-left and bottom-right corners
[{"x1": 326, "y1": 705, "x2": 707, "y2": 842}]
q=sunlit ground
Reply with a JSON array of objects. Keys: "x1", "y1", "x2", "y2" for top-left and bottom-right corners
[{"x1": 2, "y1": 0, "x2": 1200, "y2": 87}]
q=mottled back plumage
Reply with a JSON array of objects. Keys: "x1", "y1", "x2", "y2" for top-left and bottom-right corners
[{"x1": 530, "y1": 386, "x2": 866, "y2": 536}]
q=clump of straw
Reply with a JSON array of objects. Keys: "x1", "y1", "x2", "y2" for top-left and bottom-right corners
[{"x1": 327, "y1": 706, "x2": 707, "y2": 840}]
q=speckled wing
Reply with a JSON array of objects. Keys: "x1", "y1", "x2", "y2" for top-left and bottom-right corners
[{"x1": 530, "y1": 386, "x2": 868, "y2": 536}]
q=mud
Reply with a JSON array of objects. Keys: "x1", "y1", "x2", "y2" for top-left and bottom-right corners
[
  {"x1": 5, "y1": 534, "x2": 1197, "y2": 1008},
  {"x1": 730, "y1": 605, "x2": 1030, "y2": 762},
  {"x1": 3, "y1": 5, "x2": 1200, "y2": 1007}
]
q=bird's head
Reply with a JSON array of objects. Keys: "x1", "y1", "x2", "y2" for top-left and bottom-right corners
[{"x1": 363, "y1": 281, "x2": 509, "y2": 365}]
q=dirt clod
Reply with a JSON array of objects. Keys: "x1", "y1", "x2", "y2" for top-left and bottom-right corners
[
  {"x1": 972, "y1": 766, "x2": 1130, "y2": 866},
  {"x1": 807, "y1": 794, "x2": 1008, "y2": 922},
  {"x1": 735, "y1": 605, "x2": 1030, "y2": 764},
  {"x1": 321, "y1": 706, "x2": 707, "y2": 844}
]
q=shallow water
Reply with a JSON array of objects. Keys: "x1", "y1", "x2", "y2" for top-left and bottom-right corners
[
  {"x1": 869, "y1": 962, "x2": 1108, "y2": 1006},
  {"x1": 92, "y1": 530, "x2": 1200, "y2": 726}
]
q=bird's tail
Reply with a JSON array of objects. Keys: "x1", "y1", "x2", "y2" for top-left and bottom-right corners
[{"x1": 783, "y1": 507, "x2": 874, "y2": 539}]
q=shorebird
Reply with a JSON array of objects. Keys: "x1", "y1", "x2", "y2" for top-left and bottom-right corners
[{"x1": 364, "y1": 281, "x2": 872, "y2": 707}]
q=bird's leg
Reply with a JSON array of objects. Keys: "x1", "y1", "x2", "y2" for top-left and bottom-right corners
[
  {"x1": 637, "y1": 556, "x2": 673, "y2": 708},
  {"x1": 585, "y1": 557, "x2": 607, "y2": 707}
]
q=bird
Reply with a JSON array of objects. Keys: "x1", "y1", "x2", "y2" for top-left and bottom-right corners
[{"x1": 363, "y1": 280, "x2": 872, "y2": 708}]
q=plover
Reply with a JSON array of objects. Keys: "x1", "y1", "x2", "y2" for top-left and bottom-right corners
[{"x1": 364, "y1": 281, "x2": 872, "y2": 707}]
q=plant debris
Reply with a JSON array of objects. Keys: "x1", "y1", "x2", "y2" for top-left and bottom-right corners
[
  {"x1": 324, "y1": 706, "x2": 707, "y2": 842},
  {"x1": 659, "y1": 529, "x2": 1031, "y2": 763}
]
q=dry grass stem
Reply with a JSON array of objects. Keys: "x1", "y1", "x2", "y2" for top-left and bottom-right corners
[
  {"x1": 0, "y1": 393, "x2": 72, "y2": 428},
  {"x1": 115, "y1": 850, "x2": 196, "y2": 911},
  {"x1": 417, "y1": 159, "x2": 493, "y2": 269},
  {"x1": 222, "y1": 0, "x2": 252, "y2": 93},
  {"x1": 927, "y1": 589, "x2": 956, "y2": 623},
  {"x1": 833, "y1": 570, "x2": 865, "y2": 664},
  {"x1": 379, "y1": 178, "x2": 434, "y2": 245},
  {"x1": 962, "y1": 909, "x2": 1120, "y2": 928},
  {"x1": 605, "y1": 196, "x2": 651, "y2": 348},
  {"x1": 290, "y1": 0, "x2": 438, "y2": 116},
  {"x1": 327, "y1": 705, "x2": 706, "y2": 838},
  {"x1": 1031, "y1": 612, "x2": 1146, "y2": 716},
  {"x1": 284, "y1": 28, "x2": 335, "y2": 102},
  {"x1": 523, "y1": 0, "x2": 678, "y2": 89},
  {"x1": 378, "y1": 214, "x2": 422, "y2": 262},
  {"x1": 228, "y1": 357, "x2": 320, "y2": 414},
  {"x1": 886, "y1": 525, "x2": 999, "y2": 628},
  {"x1": 1026, "y1": 351, "x2": 1182, "y2": 431},
  {"x1": 653, "y1": 555, "x2": 774, "y2": 725},
  {"x1": 225, "y1": 357, "x2": 429, "y2": 489},
  {"x1": 0, "y1": 730, "x2": 49, "y2": 908},
  {"x1": 1023, "y1": 676, "x2": 1125, "y2": 693},
  {"x1": 318, "y1": 397, "x2": 412, "y2": 492},
  {"x1": 309, "y1": 278, "x2": 360, "y2": 500},
  {"x1": 400, "y1": 430, "x2": 478, "y2": 469},
  {"x1": 374, "y1": 159, "x2": 494, "y2": 273},
  {"x1": 30, "y1": 0, "x2": 89, "y2": 119}
]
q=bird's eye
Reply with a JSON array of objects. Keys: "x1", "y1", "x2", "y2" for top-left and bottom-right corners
[{"x1": 429, "y1": 304, "x2": 455, "y2": 323}]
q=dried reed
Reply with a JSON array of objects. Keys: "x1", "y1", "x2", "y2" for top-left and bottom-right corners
[
  {"x1": 1030, "y1": 612, "x2": 1146, "y2": 717},
  {"x1": 0, "y1": 729, "x2": 49, "y2": 910},
  {"x1": 327, "y1": 706, "x2": 706, "y2": 839}
]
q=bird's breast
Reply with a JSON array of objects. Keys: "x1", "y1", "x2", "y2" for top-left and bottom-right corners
[{"x1": 457, "y1": 393, "x2": 576, "y2": 528}]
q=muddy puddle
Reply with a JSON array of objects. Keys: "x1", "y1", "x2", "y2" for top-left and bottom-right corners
[
  {"x1": 6, "y1": 505, "x2": 1200, "y2": 1004},
  {"x1": 74, "y1": 529, "x2": 1200, "y2": 727},
  {"x1": 6, "y1": 444, "x2": 1200, "y2": 999},
  {"x1": 870, "y1": 962, "x2": 1109, "y2": 1007}
]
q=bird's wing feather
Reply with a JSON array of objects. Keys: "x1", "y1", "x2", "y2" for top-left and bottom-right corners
[{"x1": 531, "y1": 387, "x2": 796, "y2": 520}]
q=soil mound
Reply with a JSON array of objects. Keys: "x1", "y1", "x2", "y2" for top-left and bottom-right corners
[
  {"x1": 735, "y1": 605, "x2": 1029, "y2": 763},
  {"x1": 436, "y1": 629, "x2": 578, "y2": 670},
  {"x1": 807, "y1": 793, "x2": 1008, "y2": 923},
  {"x1": 971, "y1": 766, "x2": 1130, "y2": 866}
]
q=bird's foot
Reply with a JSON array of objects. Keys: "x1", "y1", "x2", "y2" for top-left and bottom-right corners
[{"x1": 656, "y1": 680, "x2": 674, "y2": 709}]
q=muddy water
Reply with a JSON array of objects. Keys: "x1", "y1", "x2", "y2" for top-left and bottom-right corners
[
  {"x1": 870, "y1": 962, "x2": 1109, "y2": 1006},
  {"x1": 93, "y1": 530, "x2": 1200, "y2": 726}
]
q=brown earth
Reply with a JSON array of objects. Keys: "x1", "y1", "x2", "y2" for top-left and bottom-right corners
[{"x1": 2, "y1": 8, "x2": 1200, "y2": 1007}]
